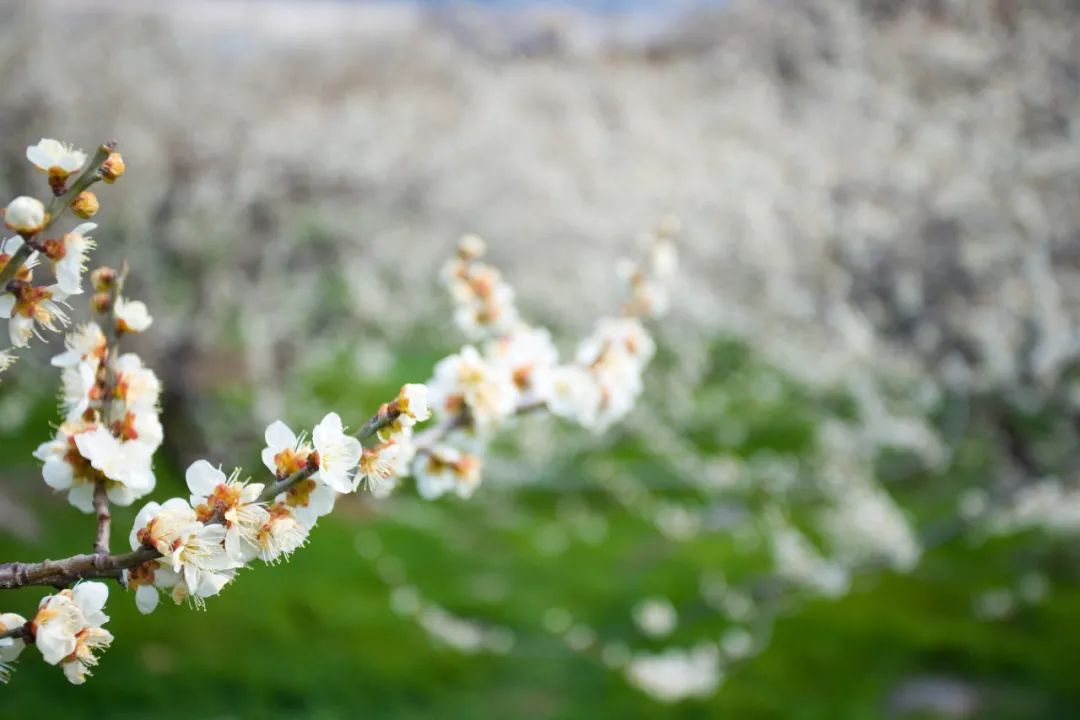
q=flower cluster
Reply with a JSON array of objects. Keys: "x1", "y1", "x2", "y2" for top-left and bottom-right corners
[
  {"x1": 440, "y1": 234, "x2": 519, "y2": 340},
  {"x1": 625, "y1": 643, "x2": 722, "y2": 703},
  {"x1": 0, "y1": 140, "x2": 125, "y2": 354},
  {"x1": 121, "y1": 394, "x2": 432, "y2": 616},
  {"x1": 418, "y1": 230, "x2": 676, "y2": 497},
  {"x1": 0, "y1": 139, "x2": 158, "y2": 516},
  {"x1": 9, "y1": 582, "x2": 115, "y2": 685},
  {"x1": 262, "y1": 413, "x2": 358, "y2": 533},
  {"x1": 125, "y1": 493, "x2": 237, "y2": 612},
  {"x1": 34, "y1": 315, "x2": 160, "y2": 512}
]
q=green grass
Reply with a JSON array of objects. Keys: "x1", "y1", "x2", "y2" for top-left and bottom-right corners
[{"x1": 1, "y1": 339, "x2": 1078, "y2": 718}]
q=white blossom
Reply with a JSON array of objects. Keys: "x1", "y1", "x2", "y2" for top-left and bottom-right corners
[
  {"x1": 577, "y1": 317, "x2": 656, "y2": 370},
  {"x1": 441, "y1": 238, "x2": 520, "y2": 339},
  {"x1": 60, "y1": 626, "x2": 113, "y2": 685},
  {"x1": 542, "y1": 365, "x2": 601, "y2": 429},
  {"x1": 377, "y1": 384, "x2": 432, "y2": 440},
  {"x1": 256, "y1": 503, "x2": 308, "y2": 564},
  {"x1": 34, "y1": 422, "x2": 96, "y2": 512},
  {"x1": 649, "y1": 236, "x2": 678, "y2": 280},
  {"x1": 113, "y1": 297, "x2": 153, "y2": 334},
  {"x1": 119, "y1": 408, "x2": 164, "y2": 451},
  {"x1": 357, "y1": 440, "x2": 403, "y2": 495},
  {"x1": 130, "y1": 498, "x2": 238, "y2": 606},
  {"x1": 0, "y1": 283, "x2": 70, "y2": 347},
  {"x1": 428, "y1": 345, "x2": 517, "y2": 431},
  {"x1": 456, "y1": 233, "x2": 486, "y2": 259},
  {"x1": 395, "y1": 383, "x2": 431, "y2": 426},
  {"x1": 35, "y1": 418, "x2": 157, "y2": 513},
  {"x1": 822, "y1": 483, "x2": 920, "y2": 573},
  {"x1": 26, "y1": 138, "x2": 86, "y2": 178},
  {"x1": 262, "y1": 420, "x2": 337, "y2": 527},
  {"x1": 414, "y1": 446, "x2": 482, "y2": 500},
  {"x1": 261, "y1": 420, "x2": 312, "y2": 477},
  {"x1": 0, "y1": 612, "x2": 26, "y2": 683},
  {"x1": 370, "y1": 428, "x2": 420, "y2": 499},
  {"x1": 50, "y1": 322, "x2": 106, "y2": 369},
  {"x1": 311, "y1": 412, "x2": 362, "y2": 493},
  {"x1": 73, "y1": 426, "x2": 155, "y2": 506},
  {"x1": 186, "y1": 460, "x2": 268, "y2": 563},
  {"x1": 485, "y1": 325, "x2": 558, "y2": 401},
  {"x1": 573, "y1": 317, "x2": 656, "y2": 431},
  {"x1": 275, "y1": 475, "x2": 335, "y2": 529},
  {"x1": 617, "y1": 257, "x2": 670, "y2": 318},
  {"x1": 990, "y1": 480, "x2": 1080, "y2": 536},
  {"x1": 626, "y1": 643, "x2": 722, "y2": 703},
  {"x1": 122, "y1": 562, "x2": 180, "y2": 615},
  {"x1": 50, "y1": 223, "x2": 97, "y2": 295},
  {"x1": 111, "y1": 352, "x2": 161, "y2": 413},
  {"x1": 59, "y1": 360, "x2": 97, "y2": 421},
  {"x1": 32, "y1": 582, "x2": 113, "y2": 685}
]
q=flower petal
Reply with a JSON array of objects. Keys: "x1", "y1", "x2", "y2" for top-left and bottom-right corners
[
  {"x1": 185, "y1": 459, "x2": 224, "y2": 498},
  {"x1": 264, "y1": 421, "x2": 296, "y2": 452},
  {"x1": 72, "y1": 581, "x2": 109, "y2": 617},
  {"x1": 135, "y1": 585, "x2": 159, "y2": 615}
]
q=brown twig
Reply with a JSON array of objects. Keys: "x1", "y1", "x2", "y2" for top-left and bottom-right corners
[
  {"x1": 87, "y1": 266, "x2": 133, "y2": 557},
  {"x1": 0, "y1": 625, "x2": 30, "y2": 642},
  {"x1": 91, "y1": 480, "x2": 111, "y2": 556},
  {"x1": 411, "y1": 400, "x2": 545, "y2": 456},
  {"x1": 0, "y1": 547, "x2": 159, "y2": 591}
]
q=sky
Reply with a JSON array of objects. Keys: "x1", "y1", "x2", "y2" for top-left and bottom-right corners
[{"x1": 375, "y1": 0, "x2": 726, "y2": 13}]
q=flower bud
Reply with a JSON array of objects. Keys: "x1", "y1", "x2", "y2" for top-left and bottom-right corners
[
  {"x1": 457, "y1": 234, "x2": 486, "y2": 261},
  {"x1": 91, "y1": 292, "x2": 113, "y2": 314},
  {"x1": 90, "y1": 266, "x2": 118, "y2": 292},
  {"x1": 70, "y1": 191, "x2": 99, "y2": 219},
  {"x1": 40, "y1": 236, "x2": 65, "y2": 261},
  {"x1": 656, "y1": 214, "x2": 682, "y2": 239},
  {"x1": 114, "y1": 297, "x2": 153, "y2": 334},
  {"x1": 3, "y1": 196, "x2": 46, "y2": 235},
  {"x1": 100, "y1": 153, "x2": 125, "y2": 184}
]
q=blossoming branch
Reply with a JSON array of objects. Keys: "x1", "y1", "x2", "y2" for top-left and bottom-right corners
[{"x1": 0, "y1": 138, "x2": 677, "y2": 685}]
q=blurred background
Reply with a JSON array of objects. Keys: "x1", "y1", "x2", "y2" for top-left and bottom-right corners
[{"x1": 1, "y1": 0, "x2": 1079, "y2": 717}]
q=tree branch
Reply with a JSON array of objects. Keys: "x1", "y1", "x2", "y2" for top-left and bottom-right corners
[
  {"x1": 92, "y1": 480, "x2": 111, "y2": 556},
  {"x1": 1, "y1": 391, "x2": 546, "y2": 591},
  {"x1": 0, "y1": 625, "x2": 29, "y2": 642},
  {"x1": 88, "y1": 269, "x2": 131, "y2": 558},
  {"x1": 1, "y1": 404, "x2": 401, "y2": 591},
  {"x1": 411, "y1": 400, "x2": 545, "y2": 456},
  {"x1": 0, "y1": 547, "x2": 159, "y2": 591}
]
